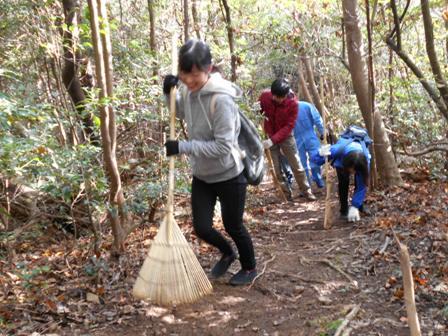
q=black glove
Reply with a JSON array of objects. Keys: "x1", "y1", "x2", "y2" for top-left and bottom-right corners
[
  {"x1": 163, "y1": 75, "x2": 179, "y2": 95},
  {"x1": 164, "y1": 140, "x2": 179, "y2": 156},
  {"x1": 320, "y1": 134, "x2": 324, "y2": 141}
]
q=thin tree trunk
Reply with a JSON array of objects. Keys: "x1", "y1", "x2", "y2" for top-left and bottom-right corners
[
  {"x1": 420, "y1": 0, "x2": 448, "y2": 109},
  {"x1": 61, "y1": 0, "x2": 96, "y2": 142},
  {"x1": 365, "y1": 0, "x2": 378, "y2": 187},
  {"x1": 445, "y1": 1, "x2": 448, "y2": 62},
  {"x1": 302, "y1": 57, "x2": 324, "y2": 115},
  {"x1": 220, "y1": 0, "x2": 237, "y2": 82},
  {"x1": 118, "y1": 0, "x2": 123, "y2": 25},
  {"x1": 38, "y1": 58, "x2": 68, "y2": 146},
  {"x1": 147, "y1": 0, "x2": 158, "y2": 84},
  {"x1": 47, "y1": 52, "x2": 80, "y2": 145},
  {"x1": 147, "y1": 0, "x2": 156, "y2": 52},
  {"x1": 183, "y1": 0, "x2": 189, "y2": 42},
  {"x1": 342, "y1": 0, "x2": 402, "y2": 187},
  {"x1": 191, "y1": 0, "x2": 201, "y2": 39},
  {"x1": 340, "y1": 19, "x2": 349, "y2": 70},
  {"x1": 387, "y1": 0, "x2": 448, "y2": 121},
  {"x1": 88, "y1": 0, "x2": 129, "y2": 253},
  {"x1": 297, "y1": 59, "x2": 313, "y2": 103}
]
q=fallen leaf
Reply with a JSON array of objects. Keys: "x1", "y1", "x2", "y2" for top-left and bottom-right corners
[
  {"x1": 86, "y1": 292, "x2": 100, "y2": 304},
  {"x1": 393, "y1": 287, "x2": 404, "y2": 299}
]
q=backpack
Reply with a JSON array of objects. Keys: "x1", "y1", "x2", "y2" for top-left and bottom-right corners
[
  {"x1": 210, "y1": 95, "x2": 265, "y2": 185},
  {"x1": 332, "y1": 125, "x2": 373, "y2": 163}
]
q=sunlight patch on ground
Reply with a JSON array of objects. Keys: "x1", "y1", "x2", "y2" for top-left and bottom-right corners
[
  {"x1": 161, "y1": 314, "x2": 185, "y2": 325},
  {"x1": 218, "y1": 295, "x2": 246, "y2": 305},
  {"x1": 144, "y1": 306, "x2": 169, "y2": 318},
  {"x1": 312, "y1": 280, "x2": 348, "y2": 297},
  {"x1": 208, "y1": 310, "x2": 237, "y2": 327},
  {"x1": 294, "y1": 216, "x2": 321, "y2": 225}
]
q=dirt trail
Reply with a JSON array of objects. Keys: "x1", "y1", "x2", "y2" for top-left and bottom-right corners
[{"x1": 91, "y1": 181, "x2": 424, "y2": 336}]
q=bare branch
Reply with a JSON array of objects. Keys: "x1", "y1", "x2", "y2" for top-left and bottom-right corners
[{"x1": 399, "y1": 144, "x2": 448, "y2": 156}]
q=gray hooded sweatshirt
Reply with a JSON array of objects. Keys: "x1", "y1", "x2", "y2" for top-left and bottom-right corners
[{"x1": 176, "y1": 73, "x2": 244, "y2": 183}]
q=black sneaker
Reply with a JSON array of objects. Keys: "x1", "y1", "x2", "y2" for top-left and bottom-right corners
[
  {"x1": 229, "y1": 269, "x2": 257, "y2": 286},
  {"x1": 210, "y1": 253, "x2": 236, "y2": 279}
]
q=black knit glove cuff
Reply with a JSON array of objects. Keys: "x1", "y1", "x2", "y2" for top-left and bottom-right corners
[
  {"x1": 164, "y1": 140, "x2": 179, "y2": 156},
  {"x1": 163, "y1": 75, "x2": 179, "y2": 95}
]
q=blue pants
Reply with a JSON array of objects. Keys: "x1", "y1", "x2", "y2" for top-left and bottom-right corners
[
  {"x1": 279, "y1": 154, "x2": 293, "y2": 187},
  {"x1": 298, "y1": 144, "x2": 324, "y2": 188}
]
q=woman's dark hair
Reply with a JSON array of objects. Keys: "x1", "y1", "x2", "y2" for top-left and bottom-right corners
[
  {"x1": 271, "y1": 79, "x2": 290, "y2": 97},
  {"x1": 342, "y1": 151, "x2": 369, "y2": 185},
  {"x1": 178, "y1": 39, "x2": 212, "y2": 73}
]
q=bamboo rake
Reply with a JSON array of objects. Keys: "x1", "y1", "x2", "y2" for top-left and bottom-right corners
[{"x1": 132, "y1": 34, "x2": 212, "y2": 305}]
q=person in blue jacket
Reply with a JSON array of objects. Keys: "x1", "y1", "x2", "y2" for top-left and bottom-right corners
[
  {"x1": 313, "y1": 137, "x2": 371, "y2": 222},
  {"x1": 293, "y1": 101, "x2": 325, "y2": 188}
]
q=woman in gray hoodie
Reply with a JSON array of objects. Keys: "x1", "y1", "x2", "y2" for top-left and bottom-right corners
[{"x1": 163, "y1": 39, "x2": 257, "y2": 286}]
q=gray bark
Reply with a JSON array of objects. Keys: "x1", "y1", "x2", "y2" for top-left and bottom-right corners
[{"x1": 343, "y1": 0, "x2": 402, "y2": 186}]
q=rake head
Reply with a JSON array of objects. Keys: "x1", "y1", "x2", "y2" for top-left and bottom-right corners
[{"x1": 133, "y1": 215, "x2": 213, "y2": 305}]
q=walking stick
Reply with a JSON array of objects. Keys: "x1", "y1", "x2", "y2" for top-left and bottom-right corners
[
  {"x1": 265, "y1": 149, "x2": 288, "y2": 202},
  {"x1": 322, "y1": 108, "x2": 335, "y2": 229}
]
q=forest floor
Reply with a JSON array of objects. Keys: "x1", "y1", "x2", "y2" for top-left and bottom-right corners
[{"x1": 1, "y1": 173, "x2": 448, "y2": 336}]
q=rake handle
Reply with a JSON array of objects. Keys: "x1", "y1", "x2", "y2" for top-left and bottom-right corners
[
  {"x1": 166, "y1": 86, "x2": 177, "y2": 242},
  {"x1": 166, "y1": 33, "x2": 178, "y2": 242}
]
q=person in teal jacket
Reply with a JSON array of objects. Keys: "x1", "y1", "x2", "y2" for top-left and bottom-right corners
[
  {"x1": 312, "y1": 136, "x2": 371, "y2": 222},
  {"x1": 293, "y1": 101, "x2": 325, "y2": 188}
]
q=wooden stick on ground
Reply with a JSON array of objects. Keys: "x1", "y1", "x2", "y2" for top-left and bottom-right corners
[
  {"x1": 264, "y1": 149, "x2": 287, "y2": 202},
  {"x1": 323, "y1": 169, "x2": 335, "y2": 229},
  {"x1": 393, "y1": 232, "x2": 422, "y2": 336},
  {"x1": 246, "y1": 254, "x2": 276, "y2": 290},
  {"x1": 318, "y1": 258, "x2": 357, "y2": 287},
  {"x1": 334, "y1": 304, "x2": 361, "y2": 336},
  {"x1": 270, "y1": 270, "x2": 326, "y2": 284}
]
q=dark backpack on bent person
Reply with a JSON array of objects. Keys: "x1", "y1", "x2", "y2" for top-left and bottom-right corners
[
  {"x1": 331, "y1": 125, "x2": 373, "y2": 164},
  {"x1": 210, "y1": 95, "x2": 265, "y2": 185}
]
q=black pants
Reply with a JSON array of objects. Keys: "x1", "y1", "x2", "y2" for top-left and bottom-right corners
[
  {"x1": 336, "y1": 168, "x2": 350, "y2": 216},
  {"x1": 336, "y1": 168, "x2": 362, "y2": 215},
  {"x1": 191, "y1": 173, "x2": 256, "y2": 270}
]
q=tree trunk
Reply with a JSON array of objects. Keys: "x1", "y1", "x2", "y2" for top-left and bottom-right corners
[
  {"x1": 445, "y1": 1, "x2": 448, "y2": 62},
  {"x1": 342, "y1": 0, "x2": 402, "y2": 187},
  {"x1": 220, "y1": 0, "x2": 237, "y2": 82},
  {"x1": 297, "y1": 59, "x2": 313, "y2": 103},
  {"x1": 364, "y1": 0, "x2": 378, "y2": 187},
  {"x1": 147, "y1": 0, "x2": 156, "y2": 52},
  {"x1": 386, "y1": 0, "x2": 448, "y2": 121},
  {"x1": 183, "y1": 0, "x2": 190, "y2": 42},
  {"x1": 191, "y1": 0, "x2": 201, "y2": 39},
  {"x1": 61, "y1": 0, "x2": 96, "y2": 142},
  {"x1": 302, "y1": 57, "x2": 324, "y2": 115},
  {"x1": 147, "y1": 0, "x2": 158, "y2": 84},
  {"x1": 88, "y1": 0, "x2": 130, "y2": 253},
  {"x1": 420, "y1": 0, "x2": 448, "y2": 109}
]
